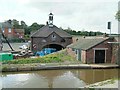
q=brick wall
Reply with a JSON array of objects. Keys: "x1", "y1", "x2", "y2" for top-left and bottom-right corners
[
  {"x1": 66, "y1": 48, "x2": 77, "y2": 60},
  {"x1": 67, "y1": 38, "x2": 116, "y2": 64},
  {"x1": 111, "y1": 38, "x2": 119, "y2": 64},
  {"x1": 86, "y1": 39, "x2": 113, "y2": 64},
  {"x1": 81, "y1": 50, "x2": 86, "y2": 63},
  {"x1": 31, "y1": 32, "x2": 72, "y2": 52},
  {"x1": 0, "y1": 28, "x2": 24, "y2": 39}
]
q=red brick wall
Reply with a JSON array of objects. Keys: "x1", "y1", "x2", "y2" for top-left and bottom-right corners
[
  {"x1": 13, "y1": 30, "x2": 24, "y2": 38},
  {"x1": 66, "y1": 47, "x2": 77, "y2": 59},
  {"x1": 67, "y1": 38, "x2": 116, "y2": 64},
  {"x1": 111, "y1": 38, "x2": 119, "y2": 64},
  {"x1": 81, "y1": 50, "x2": 86, "y2": 63},
  {"x1": 1, "y1": 28, "x2": 24, "y2": 39},
  {"x1": 86, "y1": 39, "x2": 113, "y2": 64},
  {"x1": 31, "y1": 32, "x2": 72, "y2": 52}
]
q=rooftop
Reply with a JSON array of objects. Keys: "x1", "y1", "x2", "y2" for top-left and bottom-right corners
[
  {"x1": 0, "y1": 22, "x2": 12, "y2": 28},
  {"x1": 31, "y1": 25, "x2": 72, "y2": 38},
  {"x1": 67, "y1": 37, "x2": 110, "y2": 50}
]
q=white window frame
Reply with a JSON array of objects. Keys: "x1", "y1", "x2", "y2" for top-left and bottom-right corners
[
  {"x1": 8, "y1": 28, "x2": 11, "y2": 33},
  {"x1": 2, "y1": 28, "x2": 4, "y2": 33}
]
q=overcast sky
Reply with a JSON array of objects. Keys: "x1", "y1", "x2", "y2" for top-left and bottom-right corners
[{"x1": 0, "y1": 0, "x2": 119, "y2": 34}]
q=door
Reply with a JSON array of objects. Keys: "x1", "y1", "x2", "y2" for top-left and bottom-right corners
[{"x1": 95, "y1": 50, "x2": 105, "y2": 63}]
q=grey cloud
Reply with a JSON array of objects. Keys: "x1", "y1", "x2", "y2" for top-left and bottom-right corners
[{"x1": 21, "y1": 0, "x2": 119, "y2": 33}]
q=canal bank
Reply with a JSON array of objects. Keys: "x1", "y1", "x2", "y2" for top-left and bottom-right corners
[
  {"x1": 1, "y1": 63, "x2": 119, "y2": 72},
  {"x1": 83, "y1": 79, "x2": 119, "y2": 88}
]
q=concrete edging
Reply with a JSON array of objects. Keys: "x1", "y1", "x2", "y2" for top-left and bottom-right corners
[{"x1": 2, "y1": 64, "x2": 119, "y2": 72}]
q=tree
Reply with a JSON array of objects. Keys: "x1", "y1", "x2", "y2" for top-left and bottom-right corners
[
  {"x1": 115, "y1": 10, "x2": 120, "y2": 22},
  {"x1": 7, "y1": 19, "x2": 12, "y2": 24},
  {"x1": 29, "y1": 23, "x2": 44, "y2": 32},
  {"x1": 12, "y1": 19, "x2": 20, "y2": 28},
  {"x1": 20, "y1": 21, "x2": 27, "y2": 29}
]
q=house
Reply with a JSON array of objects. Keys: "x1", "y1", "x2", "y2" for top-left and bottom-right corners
[
  {"x1": 31, "y1": 13, "x2": 72, "y2": 52},
  {"x1": 0, "y1": 22, "x2": 24, "y2": 39},
  {"x1": 67, "y1": 37, "x2": 117, "y2": 64},
  {"x1": 13, "y1": 29, "x2": 24, "y2": 39}
]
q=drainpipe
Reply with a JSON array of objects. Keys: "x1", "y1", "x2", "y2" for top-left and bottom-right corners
[{"x1": 76, "y1": 49, "x2": 81, "y2": 61}]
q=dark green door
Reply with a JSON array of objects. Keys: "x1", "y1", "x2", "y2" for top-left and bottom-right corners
[{"x1": 95, "y1": 50, "x2": 105, "y2": 63}]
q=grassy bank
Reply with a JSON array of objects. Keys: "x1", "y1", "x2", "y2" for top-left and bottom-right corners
[{"x1": 2, "y1": 49, "x2": 78, "y2": 64}]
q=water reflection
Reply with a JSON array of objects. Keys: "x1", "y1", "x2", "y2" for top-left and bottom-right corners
[
  {"x1": 53, "y1": 71, "x2": 86, "y2": 88},
  {"x1": 2, "y1": 69, "x2": 118, "y2": 88},
  {"x1": 77, "y1": 69, "x2": 118, "y2": 84}
]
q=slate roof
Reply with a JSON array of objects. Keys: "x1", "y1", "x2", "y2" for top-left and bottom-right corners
[
  {"x1": 0, "y1": 22, "x2": 12, "y2": 28},
  {"x1": 31, "y1": 25, "x2": 72, "y2": 38},
  {"x1": 67, "y1": 37, "x2": 109, "y2": 50}
]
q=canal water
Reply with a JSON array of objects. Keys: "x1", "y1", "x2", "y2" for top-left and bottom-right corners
[{"x1": 1, "y1": 69, "x2": 118, "y2": 88}]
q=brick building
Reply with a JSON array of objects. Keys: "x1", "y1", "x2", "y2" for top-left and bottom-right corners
[
  {"x1": 31, "y1": 13, "x2": 72, "y2": 52},
  {"x1": 67, "y1": 37, "x2": 117, "y2": 64},
  {"x1": 0, "y1": 22, "x2": 24, "y2": 39}
]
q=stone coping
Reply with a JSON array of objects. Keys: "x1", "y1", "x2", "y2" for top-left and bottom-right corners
[{"x1": 1, "y1": 63, "x2": 119, "y2": 72}]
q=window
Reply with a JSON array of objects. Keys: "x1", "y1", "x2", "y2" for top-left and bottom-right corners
[
  {"x1": 51, "y1": 34, "x2": 56, "y2": 41},
  {"x1": 2, "y1": 28, "x2": 4, "y2": 33},
  {"x1": 8, "y1": 28, "x2": 11, "y2": 33},
  {"x1": 52, "y1": 35, "x2": 56, "y2": 38}
]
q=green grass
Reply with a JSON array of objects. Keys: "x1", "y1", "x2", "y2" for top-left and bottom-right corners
[{"x1": 2, "y1": 49, "x2": 76, "y2": 64}]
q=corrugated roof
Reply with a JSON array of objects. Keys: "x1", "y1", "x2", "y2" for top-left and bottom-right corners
[
  {"x1": 67, "y1": 37, "x2": 109, "y2": 50},
  {"x1": 31, "y1": 25, "x2": 72, "y2": 38}
]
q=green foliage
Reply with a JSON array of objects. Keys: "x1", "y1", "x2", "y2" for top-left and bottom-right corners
[
  {"x1": 2, "y1": 49, "x2": 75, "y2": 64},
  {"x1": 3, "y1": 56, "x2": 62, "y2": 64},
  {"x1": 115, "y1": 10, "x2": 120, "y2": 22},
  {"x1": 29, "y1": 23, "x2": 44, "y2": 31},
  {"x1": 6, "y1": 19, "x2": 104, "y2": 37},
  {"x1": 26, "y1": 23, "x2": 44, "y2": 35},
  {"x1": 63, "y1": 27, "x2": 103, "y2": 36},
  {"x1": 2, "y1": 66, "x2": 8, "y2": 71}
]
